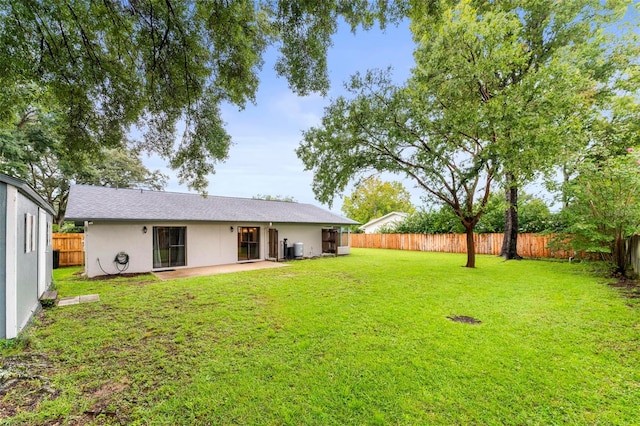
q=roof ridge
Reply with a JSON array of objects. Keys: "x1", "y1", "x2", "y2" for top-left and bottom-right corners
[{"x1": 70, "y1": 184, "x2": 306, "y2": 204}]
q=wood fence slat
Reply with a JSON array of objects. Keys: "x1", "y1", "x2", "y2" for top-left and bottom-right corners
[
  {"x1": 351, "y1": 233, "x2": 568, "y2": 259},
  {"x1": 52, "y1": 233, "x2": 85, "y2": 266}
]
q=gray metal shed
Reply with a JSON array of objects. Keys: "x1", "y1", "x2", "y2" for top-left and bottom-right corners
[{"x1": 1, "y1": 174, "x2": 55, "y2": 339}]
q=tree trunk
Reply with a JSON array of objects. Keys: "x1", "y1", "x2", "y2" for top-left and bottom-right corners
[
  {"x1": 613, "y1": 230, "x2": 627, "y2": 275},
  {"x1": 55, "y1": 191, "x2": 69, "y2": 226},
  {"x1": 501, "y1": 172, "x2": 522, "y2": 259},
  {"x1": 465, "y1": 223, "x2": 476, "y2": 268}
]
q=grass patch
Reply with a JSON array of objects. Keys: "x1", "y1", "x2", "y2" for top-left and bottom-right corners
[{"x1": 2, "y1": 249, "x2": 639, "y2": 424}]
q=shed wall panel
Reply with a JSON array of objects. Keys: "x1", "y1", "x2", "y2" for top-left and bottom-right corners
[
  {"x1": 0, "y1": 182, "x2": 6, "y2": 338},
  {"x1": 16, "y1": 192, "x2": 39, "y2": 336}
]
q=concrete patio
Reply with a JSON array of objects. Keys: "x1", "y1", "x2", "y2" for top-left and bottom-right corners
[{"x1": 152, "y1": 260, "x2": 289, "y2": 281}]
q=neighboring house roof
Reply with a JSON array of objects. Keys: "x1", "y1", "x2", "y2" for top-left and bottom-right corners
[
  {"x1": 0, "y1": 173, "x2": 55, "y2": 215},
  {"x1": 360, "y1": 212, "x2": 409, "y2": 231},
  {"x1": 65, "y1": 185, "x2": 358, "y2": 225}
]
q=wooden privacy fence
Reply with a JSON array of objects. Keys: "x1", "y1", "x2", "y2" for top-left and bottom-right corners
[
  {"x1": 351, "y1": 233, "x2": 572, "y2": 259},
  {"x1": 52, "y1": 233, "x2": 85, "y2": 266}
]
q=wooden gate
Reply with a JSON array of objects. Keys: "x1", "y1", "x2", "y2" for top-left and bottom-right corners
[{"x1": 52, "y1": 233, "x2": 85, "y2": 266}]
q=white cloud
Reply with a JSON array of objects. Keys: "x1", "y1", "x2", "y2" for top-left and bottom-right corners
[{"x1": 269, "y1": 92, "x2": 325, "y2": 129}]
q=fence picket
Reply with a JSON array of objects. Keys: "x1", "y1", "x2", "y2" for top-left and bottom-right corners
[
  {"x1": 52, "y1": 233, "x2": 85, "y2": 266},
  {"x1": 351, "y1": 233, "x2": 570, "y2": 259}
]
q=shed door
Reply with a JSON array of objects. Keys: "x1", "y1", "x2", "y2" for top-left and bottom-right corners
[{"x1": 38, "y1": 209, "x2": 47, "y2": 297}]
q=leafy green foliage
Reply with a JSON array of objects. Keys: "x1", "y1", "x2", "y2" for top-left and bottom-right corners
[
  {"x1": 297, "y1": 65, "x2": 496, "y2": 267},
  {"x1": 0, "y1": 83, "x2": 59, "y2": 176},
  {"x1": 0, "y1": 82, "x2": 168, "y2": 223},
  {"x1": 75, "y1": 148, "x2": 167, "y2": 191},
  {"x1": 382, "y1": 208, "x2": 464, "y2": 234},
  {"x1": 0, "y1": 1, "x2": 403, "y2": 191},
  {"x1": 382, "y1": 193, "x2": 554, "y2": 235},
  {"x1": 557, "y1": 153, "x2": 640, "y2": 274},
  {"x1": 298, "y1": 1, "x2": 636, "y2": 266},
  {"x1": 413, "y1": 0, "x2": 635, "y2": 258},
  {"x1": 517, "y1": 198, "x2": 555, "y2": 233},
  {"x1": 253, "y1": 194, "x2": 297, "y2": 202},
  {"x1": 341, "y1": 176, "x2": 415, "y2": 225},
  {"x1": 475, "y1": 193, "x2": 554, "y2": 234},
  {"x1": 52, "y1": 221, "x2": 83, "y2": 234}
]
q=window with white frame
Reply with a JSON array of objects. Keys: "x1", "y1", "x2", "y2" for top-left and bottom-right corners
[
  {"x1": 47, "y1": 221, "x2": 52, "y2": 246},
  {"x1": 25, "y1": 213, "x2": 36, "y2": 253}
]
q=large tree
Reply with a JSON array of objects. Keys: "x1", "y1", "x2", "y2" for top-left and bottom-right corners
[
  {"x1": 0, "y1": 0, "x2": 404, "y2": 191},
  {"x1": 342, "y1": 176, "x2": 415, "y2": 225},
  {"x1": 298, "y1": 68, "x2": 496, "y2": 268},
  {"x1": 552, "y1": 91, "x2": 640, "y2": 275},
  {"x1": 561, "y1": 152, "x2": 640, "y2": 275},
  {"x1": 0, "y1": 83, "x2": 167, "y2": 224},
  {"x1": 298, "y1": 1, "x2": 615, "y2": 267},
  {"x1": 411, "y1": 0, "x2": 634, "y2": 260}
]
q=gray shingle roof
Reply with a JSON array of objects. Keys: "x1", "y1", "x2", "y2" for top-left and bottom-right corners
[{"x1": 65, "y1": 185, "x2": 357, "y2": 225}]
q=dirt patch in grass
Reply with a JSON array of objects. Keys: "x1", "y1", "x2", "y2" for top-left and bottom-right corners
[
  {"x1": 0, "y1": 354, "x2": 58, "y2": 417},
  {"x1": 447, "y1": 315, "x2": 482, "y2": 324},
  {"x1": 82, "y1": 378, "x2": 132, "y2": 423},
  {"x1": 608, "y1": 277, "x2": 640, "y2": 300}
]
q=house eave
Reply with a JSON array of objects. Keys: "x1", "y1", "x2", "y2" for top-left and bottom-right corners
[{"x1": 69, "y1": 217, "x2": 358, "y2": 226}]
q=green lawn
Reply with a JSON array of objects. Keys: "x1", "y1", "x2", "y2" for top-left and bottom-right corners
[{"x1": 2, "y1": 249, "x2": 639, "y2": 425}]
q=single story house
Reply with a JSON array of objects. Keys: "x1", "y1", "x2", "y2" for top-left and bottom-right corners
[
  {"x1": 1, "y1": 173, "x2": 54, "y2": 339},
  {"x1": 359, "y1": 212, "x2": 409, "y2": 234},
  {"x1": 65, "y1": 185, "x2": 358, "y2": 278}
]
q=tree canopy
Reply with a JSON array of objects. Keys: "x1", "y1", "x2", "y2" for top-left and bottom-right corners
[
  {"x1": 298, "y1": 67, "x2": 495, "y2": 267},
  {"x1": 413, "y1": 0, "x2": 635, "y2": 259},
  {"x1": 559, "y1": 152, "x2": 640, "y2": 275},
  {"x1": 297, "y1": 0, "x2": 637, "y2": 267},
  {"x1": 341, "y1": 176, "x2": 414, "y2": 225},
  {"x1": 0, "y1": 82, "x2": 167, "y2": 224},
  {"x1": 0, "y1": 0, "x2": 405, "y2": 191}
]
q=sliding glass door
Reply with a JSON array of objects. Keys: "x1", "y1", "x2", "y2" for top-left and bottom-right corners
[
  {"x1": 238, "y1": 226, "x2": 260, "y2": 261},
  {"x1": 153, "y1": 226, "x2": 187, "y2": 268}
]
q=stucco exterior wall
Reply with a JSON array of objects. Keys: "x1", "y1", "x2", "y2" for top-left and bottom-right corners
[
  {"x1": 85, "y1": 221, "x2": 350, "y2": 277},
  {"x1": 270, "y1": 223, "x2": 325, "y2": 259},
  {"x1": 86, "y1": 221, "x2": 250, "y2": 277},
  {"x1": 188, "y1": 222, "x2": 239, "y2": 266}
]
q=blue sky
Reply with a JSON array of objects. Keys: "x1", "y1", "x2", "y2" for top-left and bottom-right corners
[
  {"x1": 144, "y1": 20, "x2": 418, "y2": 214},
  {"x1": 145, "y1": 2, "x2": 639, "y2": 215}
]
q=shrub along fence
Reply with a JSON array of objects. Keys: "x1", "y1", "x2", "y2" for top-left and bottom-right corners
[
  {"x1": 52, "y1": 233, "x2": 85, "y2": 266},
  {"x1": 351, "y1": 233, "x2": 573, "y2": 259}
]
